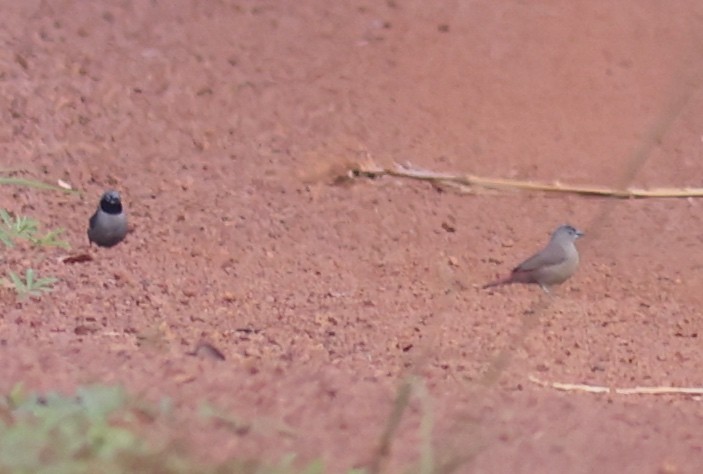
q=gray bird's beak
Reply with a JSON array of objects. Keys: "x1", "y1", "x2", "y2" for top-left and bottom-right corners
[{"x1": 576, "y1": 230, "x2": 585, "y2": 238}]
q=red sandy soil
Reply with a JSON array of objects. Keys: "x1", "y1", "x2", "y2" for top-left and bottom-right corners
[{"x1": 2, "y1": 1, "x2": 703, "y2": 472}]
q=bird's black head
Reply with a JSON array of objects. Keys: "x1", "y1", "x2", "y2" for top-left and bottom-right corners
[{"x1": 99, "y1": 190, "x2": 123, "y2": 214}]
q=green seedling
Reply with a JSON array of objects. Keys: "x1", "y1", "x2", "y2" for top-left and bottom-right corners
[
  {"x1": 0, "y1": 385, "x2": 169, "y2": 473},
  {"x1": 28, "y1": 227, "x2": 70, "y2": 248},
  {"x1": 6, "y1": 269, "x2": 58, "y2": 299},
  {"x1": 0, "y1": 384, "x2": 364, "y2": 474},
  {"x1": 0, "y1": 209, "x2": 69, "y2": 248}
]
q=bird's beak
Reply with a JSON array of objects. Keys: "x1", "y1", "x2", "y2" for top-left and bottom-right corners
[{"x1": 576, "y1": 230, "x2": 585, "y2": 238}]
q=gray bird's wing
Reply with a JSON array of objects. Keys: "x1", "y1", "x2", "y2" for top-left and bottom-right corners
[
  {"x1": 89, "y1": 211, "x2": 99, "y2": 230},
  {"x1": 513, "y1": 243, "x2": 567, "y2": 272}
]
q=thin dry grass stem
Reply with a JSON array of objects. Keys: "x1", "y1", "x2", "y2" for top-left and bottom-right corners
[
  {"x1": 351, "y1": 161, "x2": 703, "y2": 199},
  {"x1": 529, "y1": 375, "x2": 703, "y2": 396},
  {"x1": 414, "y1": 380, "x2": 435, "y2": 474},
  {"x1": 368, "y1": 377, "x2": 436, "y2": 474},
  {"x1": 0, "y1": 176, "x2": 79, "y2": 194},
  {"x1": 368, "y1": 378, "x2": 413, "y2": 474},
  {"x1": 480, "y1": 294, "x2": 551, "y2": 386}
]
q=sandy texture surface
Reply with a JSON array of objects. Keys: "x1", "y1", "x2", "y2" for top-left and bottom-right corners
[{"x1": 2, "y1": 1, "x2": 703, "y2": 472}]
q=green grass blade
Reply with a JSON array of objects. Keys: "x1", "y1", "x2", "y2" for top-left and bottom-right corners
[{"x1": 0, "y1": 176, "x2": 79, "y2": 194}]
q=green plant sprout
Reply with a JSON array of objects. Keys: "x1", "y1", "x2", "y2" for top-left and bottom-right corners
[
  {"x1": 0, "y1": 384, "x2": 364, "y2": 474},
  {"x1": 0, "y1": 385, "x2": 166, "y2": 473},
  {"x1": 0, "y1": 209, "x2": 69, "y2": 248},
  {"x1": 6, "y1": 269, "x2": 58, "y2": 299}
]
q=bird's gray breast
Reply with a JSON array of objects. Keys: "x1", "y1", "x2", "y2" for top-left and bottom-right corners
[
  {"x1": 532, "y1": 244, "x2": 579, "y2": 285},
  {"x1": 88, "y1": 210, "x2": 127, "y2": 247}
]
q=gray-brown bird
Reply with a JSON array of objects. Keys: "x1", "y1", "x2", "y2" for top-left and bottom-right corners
[{"x1": 483, "y1": 224, "x2": 584, "y2": 293}]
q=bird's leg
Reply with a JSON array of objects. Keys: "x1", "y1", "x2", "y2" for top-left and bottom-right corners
[{"x1": 539, "y1": 284, "x2": 550, "y2": 294}]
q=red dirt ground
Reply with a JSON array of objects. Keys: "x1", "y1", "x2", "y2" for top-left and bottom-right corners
[{"x1": 2, "y1": 1, "x2": 703, "y2": 472}]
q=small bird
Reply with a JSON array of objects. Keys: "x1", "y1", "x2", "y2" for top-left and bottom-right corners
[
  {"x1": 87, "y1": 190, "x2": 128, "y2": 248},
  {"x1": 483, "y1": 224, "x2": 584, "y2": 293}
]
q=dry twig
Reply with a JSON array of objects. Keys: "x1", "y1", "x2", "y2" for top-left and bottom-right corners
[
  {"x1": 529, "y1": 375, "x2": 703, "y2": 395},
  {"x1": 351, "y1": 161, "x2": 703, "y2": 199}
]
